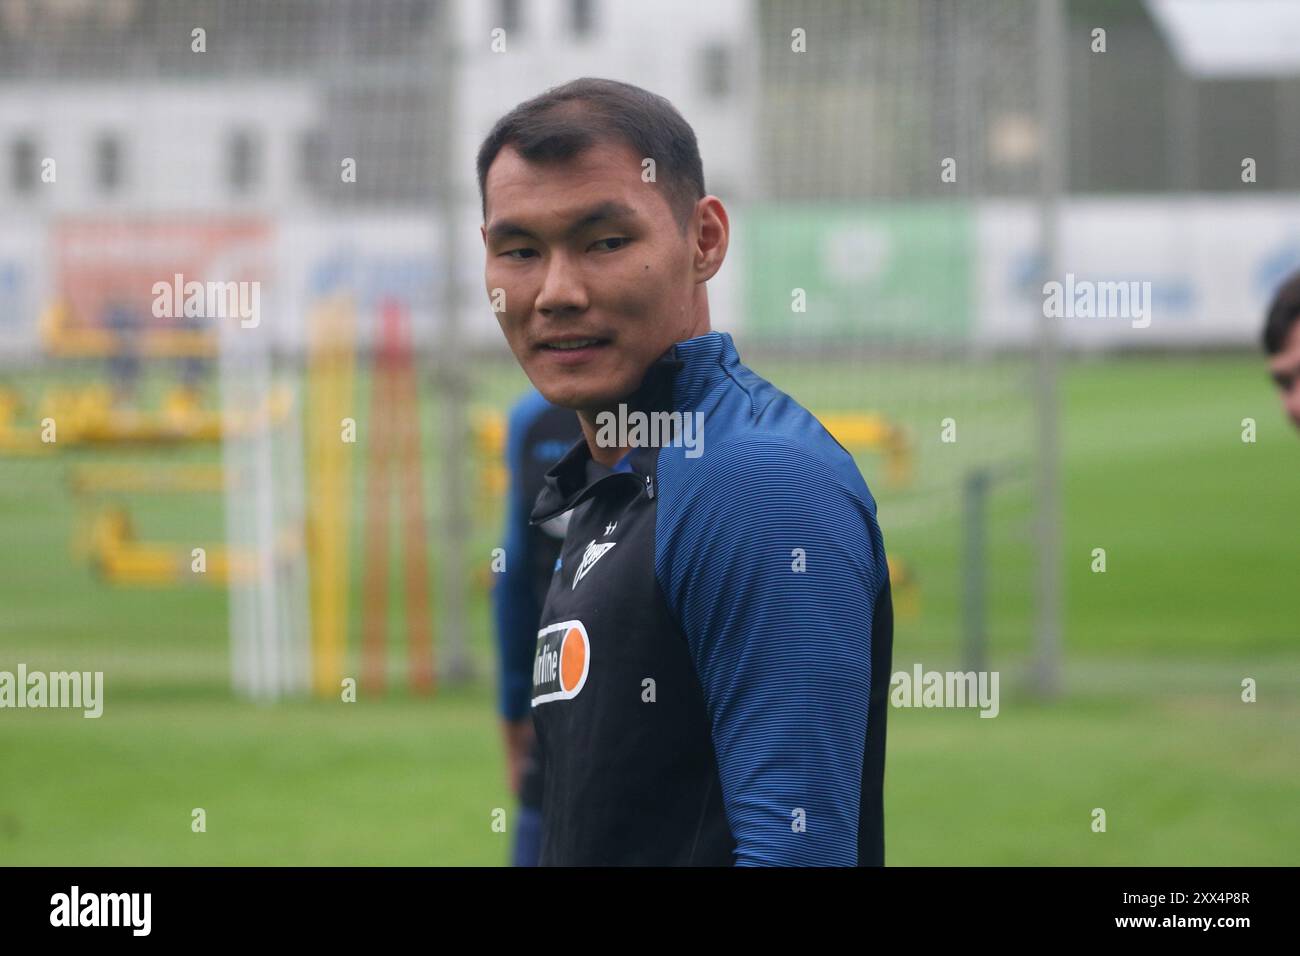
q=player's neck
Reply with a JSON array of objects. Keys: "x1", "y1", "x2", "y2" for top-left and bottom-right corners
[
  {"x1": 579, "y1": 414, "x2": 628, "y2": 469},
  {"x1": 579, "y1": 300, "x2": 712, "y2": 468}
]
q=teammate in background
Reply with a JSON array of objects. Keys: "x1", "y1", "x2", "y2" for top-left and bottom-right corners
[
  {"x1": 477, "y1": 78, "x2": 893, "y2": 866},
  {"x1": 1263, "y1": 270, "x2": 1300, "y2": 432},
  {"x1": 492, "y1": 390, "x2": 582, "y2": 866}
]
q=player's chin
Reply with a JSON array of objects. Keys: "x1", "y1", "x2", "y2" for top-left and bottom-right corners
[{"x1": 529, "y1": 353, "x2": 629, "y2": 409}]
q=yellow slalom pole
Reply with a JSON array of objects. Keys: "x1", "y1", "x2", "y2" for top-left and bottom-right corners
[{"x1": 306, "y1": 296, "x2": 356, "y2": 697}]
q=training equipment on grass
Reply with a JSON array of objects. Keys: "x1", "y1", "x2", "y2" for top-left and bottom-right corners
[
  {"x1": 358, "y1": 299, "x2": 436, "y2": 696},
  {"x1": 304, "y1": 295, "x2": 356, "y2": 698},
  {"x1": 221, "y1": 273, "x2": 311, "y2": 702}
]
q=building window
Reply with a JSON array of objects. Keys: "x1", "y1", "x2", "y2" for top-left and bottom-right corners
[
  {"x1": 228, "y1": 128, "x2": 260, "y2": 194},
  {"x1": 571, "y1": 0, "x2": 594, "y2": 37},
  {"x1": 701, "y1": 42, "x2": 731, "y2": 100},
  {"x1": 95, "y1": 134, "x2": 122, "y2": 193},
  {"x1": 10, "y1": 136, "x2": 36, "y2": 193}
]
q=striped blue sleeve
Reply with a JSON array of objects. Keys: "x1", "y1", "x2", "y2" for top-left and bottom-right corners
[
  {"x1": 655, "y1": 436, "x2": 882, "y2": 866},
  {"x1": 492, "y1": 396, "x2": 544, "y2": 722}
]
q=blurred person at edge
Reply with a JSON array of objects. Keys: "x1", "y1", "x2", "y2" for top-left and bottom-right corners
[
  {"x1": 1263, "y1": 270, "x2": 1300, "y2": 433},
  {"x1": 493, "y1": 391, "x2": 582, "y2": 866}
]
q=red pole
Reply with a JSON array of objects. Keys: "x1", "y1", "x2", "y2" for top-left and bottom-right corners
[
  {"x1": 360, "y1": 309, "x2": 396, "y2": 694},
  {"x1": 363, "y1": 299, "x2": 435, "y2": 695},
  {"x1": 390, "y1": 302, "x2": 435, "y2": 694}
]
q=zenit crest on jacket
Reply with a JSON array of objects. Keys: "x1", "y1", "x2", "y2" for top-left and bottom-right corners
[{"x1": 528, "y1": 331, "x2": 893, "y2": 866}]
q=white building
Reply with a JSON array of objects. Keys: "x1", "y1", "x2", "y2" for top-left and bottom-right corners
[{"x1": 0, "y1": 0, "x2": 760, "y2": 356}]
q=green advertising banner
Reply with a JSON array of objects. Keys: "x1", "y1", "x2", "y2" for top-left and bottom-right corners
[{"x1": 742, "y1": 202, "x2": 974, "y2": 342}]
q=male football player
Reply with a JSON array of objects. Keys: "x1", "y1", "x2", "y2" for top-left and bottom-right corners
[{"x1": 478, "y1": 77, "x2": 893, "y2": 866}]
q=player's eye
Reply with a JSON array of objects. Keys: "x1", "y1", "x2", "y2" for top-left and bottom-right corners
[
  {"x1": 590, "y1": 237, "x2": 630, "y2": 252},
  {"x1": 502, "y1": 248, "x2": 538, "y2": 260}
]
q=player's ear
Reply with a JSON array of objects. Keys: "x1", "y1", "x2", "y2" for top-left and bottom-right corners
[{"x1": 693, "y1": 196, "x2": 728, "y2": 283}]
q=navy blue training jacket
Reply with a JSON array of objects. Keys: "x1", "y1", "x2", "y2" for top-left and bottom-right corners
[{"x1": 528, "y1": 330, "x2": 892, "y2": 866}]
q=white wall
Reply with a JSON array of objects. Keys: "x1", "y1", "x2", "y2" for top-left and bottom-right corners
[
  {"x1": 976, "y1": 195, "x2": 1300, "y2": 348},
  {"x1": 0, "y1": 81, "x2": 318, "y2": 216}
]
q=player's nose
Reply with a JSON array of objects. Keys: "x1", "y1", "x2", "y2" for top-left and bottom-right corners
[{"x1": 535, "y1": 252, "x2": 589, "y2": 317}]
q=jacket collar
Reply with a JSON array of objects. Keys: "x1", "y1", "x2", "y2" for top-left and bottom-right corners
[{"x1": 528, "y1": 331, "x2": 736, "y2": 524}]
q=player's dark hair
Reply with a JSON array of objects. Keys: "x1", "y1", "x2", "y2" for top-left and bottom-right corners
[
  {"x1": 476, "y1": 77, "x2": 705, "y2": 235},
  {"x1": 1263, "y1": 269, "x2": 1300, "y2": 355}
]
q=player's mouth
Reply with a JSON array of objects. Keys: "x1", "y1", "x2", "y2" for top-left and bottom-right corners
[{"x1": 535, "y1": 336, "x2": 612, "y2": 364}]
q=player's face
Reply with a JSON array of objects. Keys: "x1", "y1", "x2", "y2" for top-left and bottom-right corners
[
  {"x1": 1267, "y1": 321, "x2": 1300, "y2": 431},
  {"x1": 481, "y1": 140, "x2": 708, "y2": 412}
]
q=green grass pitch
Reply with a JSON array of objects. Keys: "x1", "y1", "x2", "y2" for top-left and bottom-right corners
[{"x1": 1, "y1": 352, "x2": 1296, "y2": 865}]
